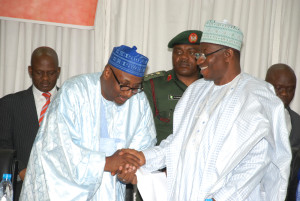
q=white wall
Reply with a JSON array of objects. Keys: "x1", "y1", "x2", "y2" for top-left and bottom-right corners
[{"x1": 1, "y1": 0, "x2": 300, "y2": 113}]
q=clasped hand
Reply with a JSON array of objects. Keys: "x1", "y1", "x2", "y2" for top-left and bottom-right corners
[{"x1": 105, "y1": 149, "x2": 145, "y2": 184}]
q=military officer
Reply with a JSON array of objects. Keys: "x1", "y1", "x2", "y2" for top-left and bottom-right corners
[
  {"x1": 143, "y1": 30, "x2": 203, "y2": 144},
  {"x1": 133, "y1": 30, "x2": 203, "y2": 201}
]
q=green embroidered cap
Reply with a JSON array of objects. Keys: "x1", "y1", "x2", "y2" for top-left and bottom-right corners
[{"x1": 200, "y1": 20, "x2": 243, "y2": 51}]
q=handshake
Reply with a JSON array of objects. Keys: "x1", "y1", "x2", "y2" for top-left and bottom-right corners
[{"x1": 104, "y1": 149, "x2": 145, "y2": 184}]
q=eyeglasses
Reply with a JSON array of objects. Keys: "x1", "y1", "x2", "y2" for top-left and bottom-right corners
[
  {"x1": 110, "y1": 67, "x2": 143, "y2": 94},
  {"x1": 195, "y1": 47, "x2": 228, "y2": 60}
]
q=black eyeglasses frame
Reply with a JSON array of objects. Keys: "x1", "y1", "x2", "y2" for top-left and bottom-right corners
[
  {"x1": 195, "y1": 47, "x2": 228, "y2": 60},
  {"x1": 109, "y1": 67, "x2": 143, "y2": 94}
]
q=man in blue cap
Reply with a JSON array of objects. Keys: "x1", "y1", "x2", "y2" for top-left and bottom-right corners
[
  {"x1": 120, "y1": 20, "x2": 291, "y2": 200},
  {"x1": 20, "y1": 45, "x2": 156, "y2": 201}
]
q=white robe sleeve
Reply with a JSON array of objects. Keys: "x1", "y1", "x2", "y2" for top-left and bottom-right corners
[
  {"x1": 142, "y1": 132, "x2": 176, "y2": 172},
  {"x1": 21, "y1": 80, "x2": 107, "y2": 201},
  {"x1": 128, "y1": 93, "x2": 157, "y2": 150},
  {"x1": 42, "y1": 95, "x2": 106, "y2": 199}
]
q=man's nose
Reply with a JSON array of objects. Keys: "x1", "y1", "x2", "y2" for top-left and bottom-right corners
[
  {"x1": 41, "y1": 72, "x2": 49, "y2": 80},
  {"x1": 180, "y1": 52, "x2": 189, "y2": 60},
  {"x1": 279, "y1": 88, "x2": 288, "y2": 96},
  {"x1": 122, "y1": 90, "x2": 134, "y2": 99}
]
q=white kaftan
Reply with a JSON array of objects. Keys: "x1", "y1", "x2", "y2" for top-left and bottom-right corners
[
  {"x1": 143, "y1": 73, "x2": 291, "y2": 201},
  {"x1": 20, "y1": 72, "x2": 157, "y2": 201}
]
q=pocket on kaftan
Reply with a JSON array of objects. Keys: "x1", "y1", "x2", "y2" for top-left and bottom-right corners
[
  {"x1": 99, "y1": 138, "x2": 125, "y2": 156},
  {"x1": 99, "y1": 138, "x2": 117, "y2": 156}
]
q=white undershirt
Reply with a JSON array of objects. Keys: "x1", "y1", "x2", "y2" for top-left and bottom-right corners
[{"x1": 32, "y1": 85, "x2": 57, "y2": 119}]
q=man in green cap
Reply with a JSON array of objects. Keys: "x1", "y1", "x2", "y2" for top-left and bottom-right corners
[
  {"x1": 143, "y1": 30, "x2": 203, "y2": 145},
  {"x1": 119, "y1": 20, "x2": 291, "y2": 200},
  {"x1": 132, "y1": 30, "x2": 202, "y2": 201}
]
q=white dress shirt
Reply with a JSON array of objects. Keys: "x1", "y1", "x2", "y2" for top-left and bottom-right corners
[{"x1": 32, "y1": 85, "x2": 57, "y2": 119}]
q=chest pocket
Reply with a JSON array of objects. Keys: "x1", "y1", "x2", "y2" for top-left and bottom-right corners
[{"x1": 99, "y1": 138, "x2": 125, "y2": 156}]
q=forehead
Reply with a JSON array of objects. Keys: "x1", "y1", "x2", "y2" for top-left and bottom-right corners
[
  {"x1": 271, "y1": 71, "x2": 296, "y2": 85},
  {"x1": 32, "y1": 54, "x2": 57, "y2": 66},
  {"x1": 32, "y1": 55, "x2": 58, "y2": 70},
  {"x1": 199, "y1": 42, "x2": 221, "y2": 51}
]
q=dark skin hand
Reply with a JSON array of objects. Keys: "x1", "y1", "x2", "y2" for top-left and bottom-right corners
[
  {"x1": 113, "y1": 149, "x2": 145, "y2": 175},
  {"x1": 105, "y1": 150, "x2": 142, "y2": 176},
  {"x1": 115, "y1": 150, "x2": 218, "y2": 198},
  {"x1": 19, "y1": 168, "x2": 26, "y2": 181},
  {"x1": 117, "y1": 169, "x2": 138, "y2": 184},
  {"x1": 115, "y1": 149, "x2": 145, "y2": 184},
  {"x1": 119, "y1": 149, "x2": 146, "y2": 165}
]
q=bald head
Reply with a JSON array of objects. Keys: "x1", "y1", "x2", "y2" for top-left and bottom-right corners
[
  {"x1": 28, "y1": 46, "x2": 61, "y2": 92},
  {"x1": 31, "y1": 46, "x2": 59, "y2": 67},
  {"x1": 265, "y1": 63, "x2": 296, "y2": 107}
]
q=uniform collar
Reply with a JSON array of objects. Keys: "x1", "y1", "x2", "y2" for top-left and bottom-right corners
[{"x1": 168, "y1": 69, "x2": 202, "y2": 87}]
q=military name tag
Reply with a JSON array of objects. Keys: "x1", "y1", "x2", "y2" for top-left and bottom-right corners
[{"x1": 168, "y1": 94, "x2": 181, "y2": 100}]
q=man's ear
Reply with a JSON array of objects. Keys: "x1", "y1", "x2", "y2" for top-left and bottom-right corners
[
  {"x1": 28, "y1": 66, "x2": 33, "y2": 78},
  {"x1": 102, "y1": 65, "x2": 111, "y2": 79},
  {"x1": 57, "y1": 67, "x2": 61, "y2": 78},
  {"x1": 224, "y1": 48, "x2": 234, "y2": 62}
]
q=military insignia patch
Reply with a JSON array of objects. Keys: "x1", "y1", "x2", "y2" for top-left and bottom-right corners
[
  {"x1": 189, "y1": 33, "x2": 198, "y2": 43},
  {"x1": 167, "y1": 74, "x2": 172, "y2": 81},
  {"x1": 168, "y1": 94, "x2": 181, "y2": 100},
  {"x1": 144, "y1": 71, "x2": 166, "y2": 81}
]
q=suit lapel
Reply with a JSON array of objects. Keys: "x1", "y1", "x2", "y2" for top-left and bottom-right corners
[{"x1": 23, "y1": 86, "x2": 39, "y2": 129}]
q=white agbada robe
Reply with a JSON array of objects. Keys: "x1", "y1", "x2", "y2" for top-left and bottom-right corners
[
  {"x1": 143, "y1": 73, "x2": 291, "y2": 201},
  {"x1": 20, "y1": 72, "x2": 157, "y2": 201}
]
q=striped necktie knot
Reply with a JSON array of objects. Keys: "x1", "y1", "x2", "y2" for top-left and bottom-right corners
[
  {"x1": 39, "y1": 92, "x2": 51, "y2": 126},
  {"x1": 42, "y1": 92, "x2": 51, "y2": 99}
]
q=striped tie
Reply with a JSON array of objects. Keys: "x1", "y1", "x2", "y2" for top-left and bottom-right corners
[{"x1": 39, "y1": 92, "x2": 51, "y2": 126}]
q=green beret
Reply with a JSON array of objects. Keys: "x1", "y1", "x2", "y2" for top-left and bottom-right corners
[{"x1": 168, "y1": 30, "x2": 203, "y2": 48}]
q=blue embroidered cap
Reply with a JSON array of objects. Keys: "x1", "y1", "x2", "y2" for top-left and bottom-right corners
[
  {"x1": 108, "y1": 45, "x2": 148, "y2": 77},
  {"x1": 201, "y1": 20, "x2": 243, "y2": 51}
]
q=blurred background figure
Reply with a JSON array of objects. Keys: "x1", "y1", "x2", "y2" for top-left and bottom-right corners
[
  {"x1": 265, "y1": 63, "x2": 300, "y2": 148},
  {"x1": 0, "y1": 46, "x2": 61, "y2": 201},
  {"x1": 265, "y1": 63, "x2": 300, "y2": 201}
]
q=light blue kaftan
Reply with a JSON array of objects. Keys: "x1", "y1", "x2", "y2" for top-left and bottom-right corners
[
  {"x1": 143, "y1": 73, "x2": 291, "y2": 201},
  {"x1": 20, "y1": 72, "x2": 156, "y2": 201}
]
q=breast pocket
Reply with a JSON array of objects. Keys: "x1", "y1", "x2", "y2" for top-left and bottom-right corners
[
  {"x1": 99, "y1": 138, "x2": 117, "y2": 156},
  {"x1": 99, "y1": 138, "x2": 125, "y2": 156}
]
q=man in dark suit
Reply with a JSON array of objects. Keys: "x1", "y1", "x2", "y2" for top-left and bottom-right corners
[
  {"x1": 265, "y1": 63, "x2": 300, "y2": 201},
  {"x1": 265, "y1": 63, "x2": 300, "y2": 148},
  {"x1": 0, "y1": 46, "x2": 61, "y2": 200}
]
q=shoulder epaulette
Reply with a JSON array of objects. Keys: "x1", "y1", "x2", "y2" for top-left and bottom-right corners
[{"x1": 144, "y1": 71, "x2": 166, "y2": 81}]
